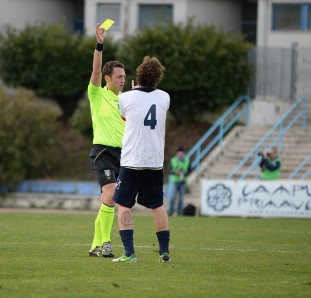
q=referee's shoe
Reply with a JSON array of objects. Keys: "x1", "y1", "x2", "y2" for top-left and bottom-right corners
[
  {"x1": 88, "y1": 246, "x2": 102, "y2": 257},
  {"x1": 102, "y1": 241, "x2": 114, "y2": 258}
]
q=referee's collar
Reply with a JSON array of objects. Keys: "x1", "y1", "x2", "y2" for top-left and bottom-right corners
[{"x1": 103, "y1": 86, "x2": 120, "y2": 98}]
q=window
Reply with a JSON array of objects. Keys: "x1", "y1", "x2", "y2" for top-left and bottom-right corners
[
  {"x1": 272, "y1": 4, "x2": 310, "y2": 31},
  {"x1": 138, "y1": 4, "x2": 173, "y2": 29},
  {"x1": 309, "y1": 5, "x2": 311, "y2": 29},
  {"x1": 97, "y1": 3, "x2": 121, "y2": 31}
]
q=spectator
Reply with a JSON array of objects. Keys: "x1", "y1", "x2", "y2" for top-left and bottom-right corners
[
  {"x1": 259, "y1": 146, "x2": 282, "y2": 180},
  {"x1": 168, "y1": 146, "x2": 191, "y2": 216}
]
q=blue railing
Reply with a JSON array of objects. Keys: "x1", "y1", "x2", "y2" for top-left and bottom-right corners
[
  {"x1": 185, "y1": 96, "x2": 250, "y2": 172},
  {"x1": 227, "y1": 96, "x2": 307, "y2": 180},
  {"x1": 288, "y1": 154, "x2": 311, "y2": 179}
]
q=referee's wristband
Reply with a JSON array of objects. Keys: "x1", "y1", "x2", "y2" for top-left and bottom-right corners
[{"x1": 95, "y1": 42, "x2": 103, "y2": 51}]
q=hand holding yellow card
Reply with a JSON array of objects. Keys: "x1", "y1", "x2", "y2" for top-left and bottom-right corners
[{"x1": 100, "y1": 19, "x2": 115, "y2": 31}]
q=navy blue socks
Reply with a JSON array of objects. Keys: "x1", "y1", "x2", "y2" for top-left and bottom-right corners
[
  {"x1": 120, "y1": 230, "x2": 170, "y2": 256},
  {"x1": 119, "y1": 229, "x2": 134, "y2": 256},
  {"x1": 156, "y1": 230, "x2": 170, "y2": 255}
]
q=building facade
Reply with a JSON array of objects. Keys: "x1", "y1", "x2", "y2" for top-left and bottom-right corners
[
  {"x1": 257, "y1": 0, "x2": 311, "y2": 48},
  {"x1": 1, "y1": 0, "x2": 311, "y2": 48},
  {"x1": 0, "y1": 0, "x2": 83, "y2": 33},
  {"x1": 84, "y1": 0, "x2": 242, "y2": 39}
]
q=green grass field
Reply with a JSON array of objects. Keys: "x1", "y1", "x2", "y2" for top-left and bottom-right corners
[{"x1": 1, "y1": 212, "x2": 310, "y2": 298}]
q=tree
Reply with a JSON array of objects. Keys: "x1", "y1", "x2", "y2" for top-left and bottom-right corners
[
  {"x1": 118, "y1": 20, "x2": 252, "y2": 125},
  {"x1": 0, "y1": 23, "x2": 118, "y2": 120}
]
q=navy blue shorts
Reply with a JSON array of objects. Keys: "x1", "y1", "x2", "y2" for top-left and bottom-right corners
[{"x1": 112, "y1": 167, "x2": 164, "y2": 209}]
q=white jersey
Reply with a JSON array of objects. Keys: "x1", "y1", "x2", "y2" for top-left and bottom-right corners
[{"x1": 119, "y1": 88, "x2": 170, "y2": 168}]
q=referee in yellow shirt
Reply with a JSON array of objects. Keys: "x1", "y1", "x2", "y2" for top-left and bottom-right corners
[{"x1": 88, "y1": 23, "x2": 126, "y2": 257}]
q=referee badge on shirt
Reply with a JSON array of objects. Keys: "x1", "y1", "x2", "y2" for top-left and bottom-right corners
[{"x1": 104, "y1": 170, "x2": 111, "y2": 180}]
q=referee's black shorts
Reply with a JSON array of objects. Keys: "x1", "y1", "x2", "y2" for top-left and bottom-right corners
[
  {"x1": 113, "y1": 167, "x2": 164, "y2": 209},
  {"x1": 89, "y1": 144, "x2": 121, "y2": 191}
]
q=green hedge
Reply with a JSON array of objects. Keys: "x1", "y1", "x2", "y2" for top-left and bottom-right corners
[
  {"x1": 118, "y1": 20, "x2": 252, "y2": 124},
  {"x1": 70, "y1": 98, "x2": 93, "y2": 141},
  {"x1": 0, "y1": 87, "x2": 64, "y2": 188},
  {"x1": 0, "y1": 23, "x2": 118, "y2": 120}
]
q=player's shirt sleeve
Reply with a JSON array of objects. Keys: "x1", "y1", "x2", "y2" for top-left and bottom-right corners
[
  {"x1": 88, "y1": 81, "x2": 101, "y2": 103},
  {"x1": 164, "y1": 92, "x2": 170, "y2": 111},
  {"x1": 118, "y1": 95, "x2": 126, "y2": 118},
  {"x1": 167, "y1": 94, "x2": 170, "y2": 110}
]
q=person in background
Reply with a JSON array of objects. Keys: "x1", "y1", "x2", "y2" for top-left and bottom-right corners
[
  {"x1": 259, "y1": 146, "x2": 282, "y2": 180},
  {"x1": 168, "y1": 146, "x2": 191, "y2": 216}
]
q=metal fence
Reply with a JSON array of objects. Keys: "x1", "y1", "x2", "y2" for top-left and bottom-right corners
[
  {"x1": 247, "y1": 45, "x2": 311, "y2": 101},
  {"x1": 296, "y1": 47, "x2": 311, "y2": 99}
]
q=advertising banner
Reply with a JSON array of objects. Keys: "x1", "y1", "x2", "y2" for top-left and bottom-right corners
[{"x1": 201, "y1": 180, "x2": 311, "y2": 218}]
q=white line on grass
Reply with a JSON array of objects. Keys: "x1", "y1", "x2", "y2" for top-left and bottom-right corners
[{"x1": 64, "y1": 243, "x2": 311, "y2": 254}]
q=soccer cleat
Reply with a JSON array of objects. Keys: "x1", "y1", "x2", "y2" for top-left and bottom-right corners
[
  {"x1": 102, "y1": 241, "x2": 114, "y2": 258},
  {"x1": 159, "y1": 252, "x2": 170, "y2": 263},
  {"x1": 88, "y1": 246, "x2": 102, "y2": 257},
  {"x1": 112, "y1": 253, "x2": 137, "y2": 262}
]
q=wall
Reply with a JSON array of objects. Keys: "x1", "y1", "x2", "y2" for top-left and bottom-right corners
[
  {"x1": 84, "y1": 0, "x2": 187, "y2": 39},
  {"x1": 84, "y1": 0, "x2": 241, "y2": 39},
  {"x1": 0, "y1": 193, "x2": 152, "y2": 213},
  {"x1": 186, "y1": 0, "x2": 241, "y2": 33},
  {"x1": 85, "y1": 0, "x2": 124, "y2": 39},
  {"x1": 0, "y1": 0, "x2": 76, "y2": 32},
  {"x1": 249, "y1": 97, "x2": 291, "y2": 125},
  {"x1": 257, "y1": 0, "x2": 311, "y2": 48},
  {"x1": 0, "y1": 180, "x2": 169, "y2": 211}
]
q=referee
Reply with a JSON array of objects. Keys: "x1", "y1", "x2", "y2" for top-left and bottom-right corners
[{"x1": 87, "y1": 23, "x2": 126, "y2": 257}]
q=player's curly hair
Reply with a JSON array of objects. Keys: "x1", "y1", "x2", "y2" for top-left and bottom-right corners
[{"x1": 136, "y1": 56, "x2": 165, "y2": 88}]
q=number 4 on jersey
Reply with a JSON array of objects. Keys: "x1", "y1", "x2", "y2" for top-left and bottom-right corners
[{"x1": 144, "y1": 104, "x2": 157, "y2": 130}]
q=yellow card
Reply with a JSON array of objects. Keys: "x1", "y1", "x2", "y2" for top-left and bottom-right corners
[{"x1": 100, "y1": 19, "x2": 115, "y2": 30}]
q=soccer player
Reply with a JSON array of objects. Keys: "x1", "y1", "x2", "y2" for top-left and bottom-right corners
[
  {"x1": 88, "y1": 23, "x2": 126, "y2": 257},
  {"x1": 112, "y1": 56, "x2": 171, "y2": 263}
]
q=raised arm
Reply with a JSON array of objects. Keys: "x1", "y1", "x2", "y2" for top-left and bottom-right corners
[
  {"x1": 262, "y1": 158, "x2": 281, "y2": 171},
  {"x1": 90, "y1": 23, "x2": 105, "y2": 87}
]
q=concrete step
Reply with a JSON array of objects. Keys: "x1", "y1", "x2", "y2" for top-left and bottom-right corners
[
  {"x1": 234, "y1": 136, "x2": 311, "y2": 143},
  {"x1": 213, "y1": 155, "x2": 310, "y2": 166},
  {"x1": 219, "y1": 146, "x2": 311, "y2": 158},
  {"x1": 219, "y1": 147, "x2": 311, "y2": 155},
  {"x1": 236, "y1": 131, "x2": 309, "y2": 139},
  {"x1": 217, "y1": 154, "x2": 310, "y2": 163},
  {"x1": 229, "y1": 127, "x2": 310, "y2": 134}
]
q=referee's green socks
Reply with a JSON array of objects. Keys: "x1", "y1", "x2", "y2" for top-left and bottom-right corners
[
  {"x1": 90, "y1": 211, "x2": 102, "y2": 250},
  {"x1": 100, "y1": 203, "x2": 115, "y2": 243}
]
